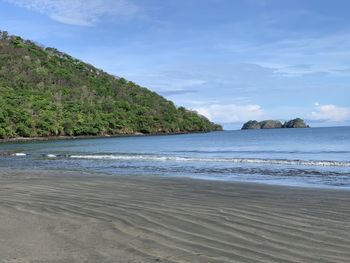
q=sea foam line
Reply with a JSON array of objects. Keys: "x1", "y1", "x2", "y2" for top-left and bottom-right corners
[
  {"x1": 12, "y1": 153, "x2": 27, "y2": 157},
  {"x1": 69, "y1": 154, "x2": 350, "y2": 167}
]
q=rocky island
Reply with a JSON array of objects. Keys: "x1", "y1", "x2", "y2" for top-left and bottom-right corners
[{"x1": 241, "y1": 118, "x2": 309, "y2": 130}]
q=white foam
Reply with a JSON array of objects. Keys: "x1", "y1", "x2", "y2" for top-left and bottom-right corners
[
  {"x1": 69, "y1": 154, "x2": 350, "y2": 167},
  {"x1": 70, "y1": 155, "x2": 169, "y2": 161},
  {"x1": 13, "y1": 153, "x2": 26, "y2": 157}
]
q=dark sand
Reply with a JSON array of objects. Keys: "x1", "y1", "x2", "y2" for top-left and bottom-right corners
[{"x1": 0, "y1": 169, "x2": 350, "y2": 263}]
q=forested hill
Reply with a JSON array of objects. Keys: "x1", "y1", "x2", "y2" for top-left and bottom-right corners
[{"x1": 0, "y1": 31, "x2": 222, "y2": 139}]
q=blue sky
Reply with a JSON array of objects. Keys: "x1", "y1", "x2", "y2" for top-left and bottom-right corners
[{"x1": 1, "y1": 0, "x2": 350, "y2": 129}]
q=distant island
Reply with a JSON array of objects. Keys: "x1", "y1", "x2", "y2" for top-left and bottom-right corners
[
  {"x1": 0, "y1": 31, "x2": 222, "y2": 139},
  {"x1": 241, "y1": 118, "x2": 309, "y2": 130}
]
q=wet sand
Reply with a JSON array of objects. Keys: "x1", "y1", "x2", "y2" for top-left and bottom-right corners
[{"x1": 0, "y1": 169, "x2": 350, "y2": 263}]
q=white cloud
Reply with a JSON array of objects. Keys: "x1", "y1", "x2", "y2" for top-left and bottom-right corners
[
  {"x1": 6, "y1": 0, "x2": 139, "y2": 26},
  {"x1": 217, "y1": 32, "x2": 350, "y2": 77},
  {"x1": 310, "y1": 104, "x2": 350, "y2": 122},
  {"x1": 194, "y1": 104, "x2": 263, "y2": 123}
]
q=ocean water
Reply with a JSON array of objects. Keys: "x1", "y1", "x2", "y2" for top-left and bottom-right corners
[{"x1": 0, "y1": 127, "x2": 350, "y2": 188}]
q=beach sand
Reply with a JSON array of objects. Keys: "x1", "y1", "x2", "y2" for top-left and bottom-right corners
[{"x1": 0, "y1": 169, "x2": 349, "y2": 263}]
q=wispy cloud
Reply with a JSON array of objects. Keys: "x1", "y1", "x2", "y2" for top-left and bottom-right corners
[
  {"x1": 5, "y1": 0, "x2": 139, "y2": 26},
  {"x1": 310, "y1": 103, "x2": 350, "y2": 122},
  {"x1": 159, "y1": 89, "x2": 198, "y2": 96},
  {"x1": 194, "y1": 104, "x2": 263, "y2": 123},
  {"x1": 216, "y1": 32, "x2": 350, "y2": 77}
]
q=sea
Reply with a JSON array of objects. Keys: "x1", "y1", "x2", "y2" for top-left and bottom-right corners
[{"x1": 1, "y1": 126, "x2": 350, "y2": 189}]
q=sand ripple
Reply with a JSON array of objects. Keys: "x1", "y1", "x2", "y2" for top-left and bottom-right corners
[{"x1": 1, "y1": 169, "x2": 350, "y2": 262}]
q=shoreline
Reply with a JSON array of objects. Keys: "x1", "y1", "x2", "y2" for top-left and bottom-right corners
[
  {"x1": 3, "y1": 167, "x2": 350, "y2": 192},
  {"x1": 0, "y1": 130, "x2": 220, "y2": 144},
  {"x1": 1, "y1": 168, "x2": 350, "y2": 262},
  {"x1": 2, "y1": 126, "x2": 349, "y2": 144},
  {"x1": 6, "y1": 167, "x2": 350, "y2": 192}
]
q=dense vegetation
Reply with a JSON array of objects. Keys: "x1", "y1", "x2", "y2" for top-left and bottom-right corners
[
  {"x1": 0, "y1": 31, "x2": 222, "y2": 139},
  {"x1": 241, "y1": 118, "x2": 309, "y2": 130}
]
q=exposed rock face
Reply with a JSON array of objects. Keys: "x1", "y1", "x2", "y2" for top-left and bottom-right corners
[
  {"x1": 259, "y1": 120, "x2": 283, "y2": 129},
  {"x1": 282, "y1": 118, "x2": 309, "y2": 128},
  {"x1": 241, "y1": 118, "x2": 309, "y2": 130},
  {"x1": 241, "y1": 120, "x2": 261, "y2": 130}
]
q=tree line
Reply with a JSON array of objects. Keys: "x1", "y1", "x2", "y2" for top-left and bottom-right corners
[{"x1": 0, "y1": 31, "x2": 222, "y2": 138}]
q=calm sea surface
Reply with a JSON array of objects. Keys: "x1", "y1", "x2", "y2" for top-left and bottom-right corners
[{"x1": 1, "y1": 127, "x2": 350, "y2": 188}]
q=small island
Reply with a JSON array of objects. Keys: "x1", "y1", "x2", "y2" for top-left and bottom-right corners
[{"x1": 241, "y1": 118, "x2": 309, "y2": 130}]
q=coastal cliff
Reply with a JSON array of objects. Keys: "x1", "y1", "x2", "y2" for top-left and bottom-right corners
[
  {"x1": 242, "y1": 118, "x2": 309, "y2": 130},
  {"x1": 0, "y1": 31, "x2": 222, "y2": 139}
]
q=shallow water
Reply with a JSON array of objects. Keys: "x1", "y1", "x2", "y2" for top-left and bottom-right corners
[{"x1": 1, "y1": 126, "x2": 350, "y2": 188}]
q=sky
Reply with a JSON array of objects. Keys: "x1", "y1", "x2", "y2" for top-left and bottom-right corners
[{"x1": 1, "y1": 0, "x2": 350, "y2": 129}]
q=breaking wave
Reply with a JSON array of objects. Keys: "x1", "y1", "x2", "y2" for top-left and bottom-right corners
[{"x1": 69, "y1": 154, "x2": 350, "y2": 167}]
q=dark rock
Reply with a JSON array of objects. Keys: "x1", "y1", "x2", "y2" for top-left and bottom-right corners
[
  {"x1": 259, "y1": 120, "x2": 283, "y2": 129},
  {"x1": 282, "y1": 118, "x2": 309, "y2": 128},
  {"x1": 241, "y1": 118, "x2": 309, "y2": 130},
  {"x1": 241, "y1": 120, "x2": 261, "y2": 130}
]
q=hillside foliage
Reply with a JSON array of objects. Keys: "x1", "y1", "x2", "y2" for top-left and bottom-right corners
[{"x1": 0, "y1": 31, "x2": 222, "y2": 138}]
